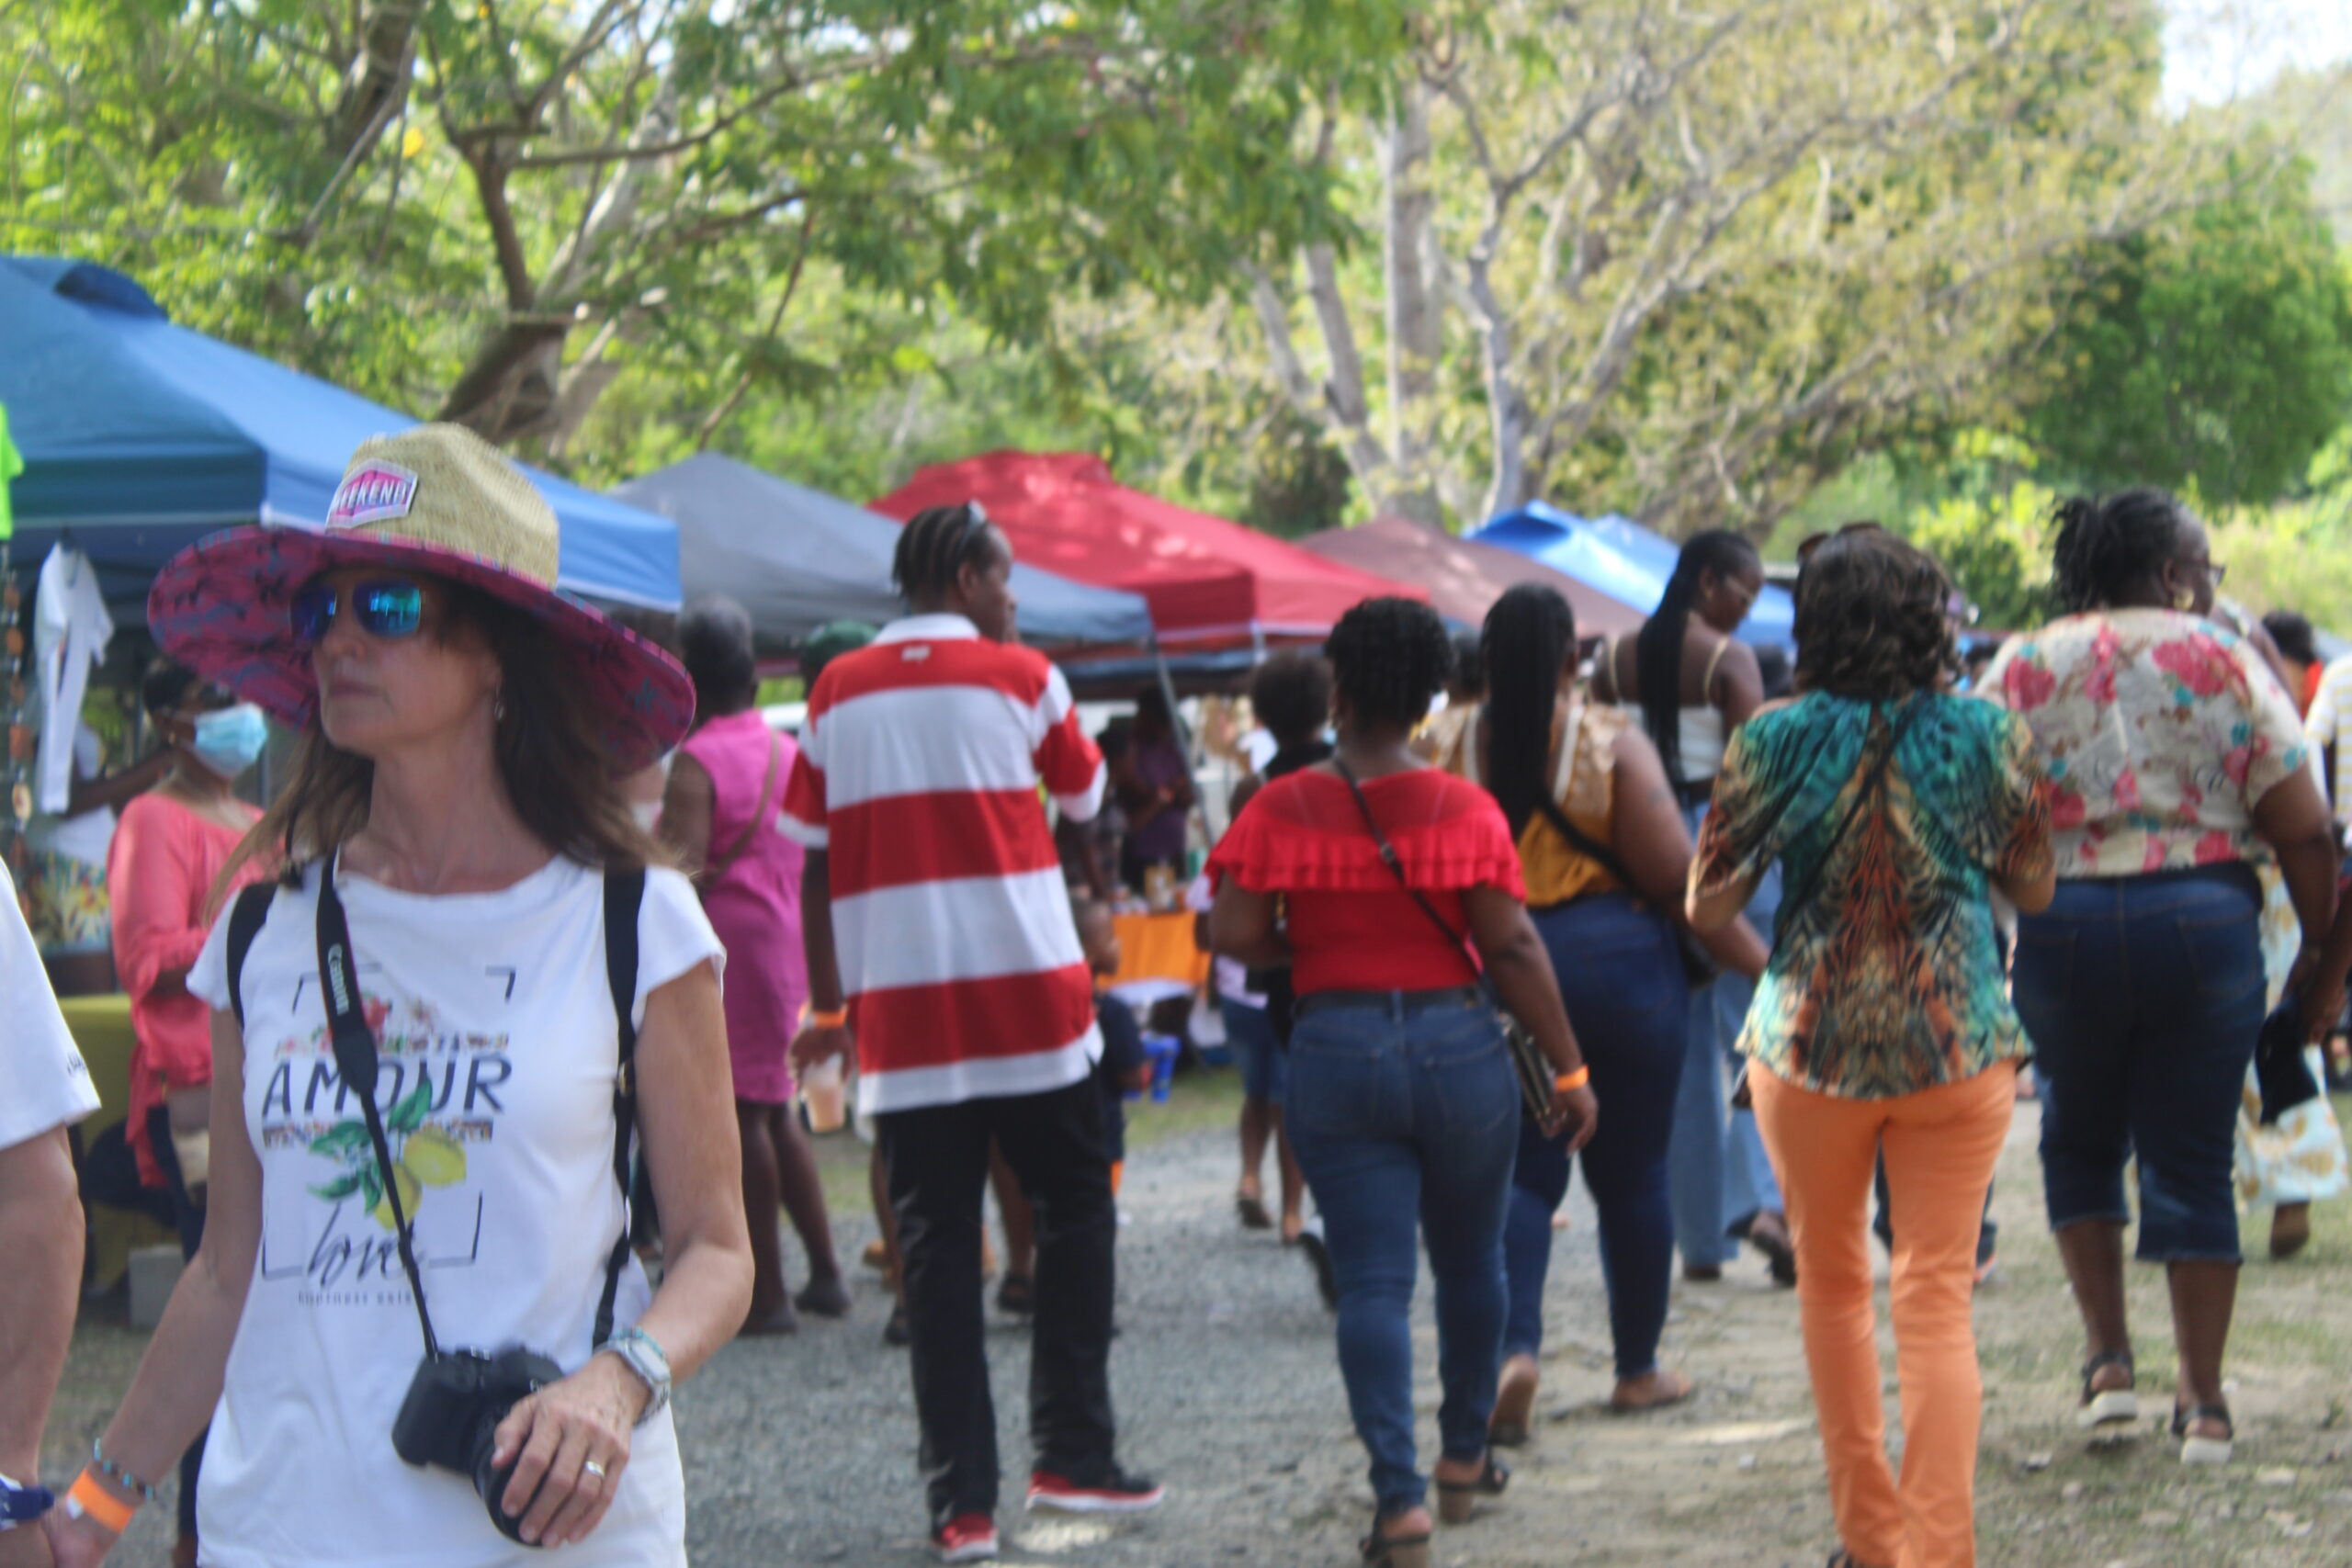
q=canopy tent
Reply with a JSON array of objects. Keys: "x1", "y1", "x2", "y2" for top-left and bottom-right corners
[
  {"x1": 1470, "y1": 501, "x2": 1793, "y2": 648},
  {"x1": 1298, "y1": 514, "x2": 1644, "y2": 638},
  {"x1": 611, "y1": 453, "x2": 1152, "y2": 651},
  {"x1": 0, "y1": 257, "x2": 681, "y2": 618},
  {"x1": 870, "y1": 451, "x2": 1423, "y2": 648}
]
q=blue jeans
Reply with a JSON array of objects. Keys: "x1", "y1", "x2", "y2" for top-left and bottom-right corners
[
  {"x1": 1670, "y1": 802, "x2": 1785, "y2": 1265},
  {"x1": 1220, "y1": 997, "x2": 1286, "y2": 1104},
  {"x1": 1507, "y1": 897, "x2": 1690, "y2": 1378},
  {"x1": 1286, "y1": 992, "x2": 1519, "y2": 1518},
  {"x1": 2013, "y1": 869, "x2": 2267, "y2": 1263}
]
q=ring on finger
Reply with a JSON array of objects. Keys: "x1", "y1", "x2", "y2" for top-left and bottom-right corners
[{"x1": 581, "y1": 1459, "x2": 608, "y2": 1488}]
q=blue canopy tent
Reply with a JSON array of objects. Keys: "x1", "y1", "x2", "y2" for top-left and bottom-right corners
[
  {"x1": 0, "y1": 257, "x2": 681, "y2": 619},
  {"x1": 1470, "y1": 501, "x2": 1793, "y2": 648},
  {"x1": 613, "y1": 453, "x2": 1152, "y2": 652}
]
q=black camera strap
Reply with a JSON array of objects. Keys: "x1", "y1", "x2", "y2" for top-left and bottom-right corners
[
  {"x1": 314, "y1": 851, "x2": 442, "y2": 1358},
  {"x1": 269, "y1": 852, "x2": 647, "y2": 1362}
]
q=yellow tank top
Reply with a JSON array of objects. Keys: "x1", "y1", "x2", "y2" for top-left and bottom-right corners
[{"x1": 1437, "y1": 698, "x2": 1628, "y2": 907}]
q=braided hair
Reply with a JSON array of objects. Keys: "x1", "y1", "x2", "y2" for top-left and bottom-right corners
[
  {"x1": 893, "y1": 502, "x2": 1001, "y2": 604},
  {"x1": 2049, "y1": 489, "x2": 2193, "y2": 614},
  {"x1": 1325, "y1": 597, "x2": 1453, "y2": 731},
  {"x1": 1634, "y1": 530, "x2": 1758, "y2": 784},
  {"x1": 1481, "y1": 585, "x2": 1577, "y2": 838}
]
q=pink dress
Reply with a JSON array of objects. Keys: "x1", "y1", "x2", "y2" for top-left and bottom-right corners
[{"x1": 681, "y1": 710, "x2": 808, "y2": 1103}]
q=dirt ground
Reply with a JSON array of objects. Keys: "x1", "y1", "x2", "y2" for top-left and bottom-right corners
[{"x1": 45, "y1": 1081, "x2": 2352, "y2": 1567}]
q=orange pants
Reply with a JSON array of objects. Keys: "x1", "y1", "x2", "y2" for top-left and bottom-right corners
[{"x1": 1751, "y1": 1061, "x2": 2015, "y2": 1568}]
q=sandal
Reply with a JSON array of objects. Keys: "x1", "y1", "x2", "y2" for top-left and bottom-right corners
[
  {"x1": 1237, "y1": 1190, "x2": 1273, "y2": 1231},
  {"x1": 1488, "y1": 1356, "x2": 1539, "y2": 1448},
  {"x1": 2171, "y1": 1402, "x2": 2233, "y2": 1466},
  {"x1": 1434, "y1": 1455, "x2": 1509, "y2": 1525},
  {"x1": 1747, "y1": 1212, "x2": 1798, "y2": 1288},
  {"x1": 883, "y1": 1305, "x2": 910, "y2": 1348},
  {"x1": 2075, "y1": 1350, "x2": 2137, "y2": 1437},
  {"x1": 995, "y1": 1272, "x2": 1035, "y2": 1316},
  {"x1": 1359, "y1": 1517, "x2": 1430, "y2": 1568}
]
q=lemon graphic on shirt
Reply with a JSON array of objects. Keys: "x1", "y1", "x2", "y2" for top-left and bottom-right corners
[
  {"x1": 369, "y1": 1161, "x2": 423, "y2": 1230},
  {"x1": 402, "y1": 1127, "x2": 467, "y2": 1187}
]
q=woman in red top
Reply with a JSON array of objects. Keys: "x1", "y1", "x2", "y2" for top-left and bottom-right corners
[
  {"x1": 105, "y1": 659, "x2": 271, "y2": 1567},
  {"x1": 1210, "y1": 598, "x2": 1593, "y2": 1568}
]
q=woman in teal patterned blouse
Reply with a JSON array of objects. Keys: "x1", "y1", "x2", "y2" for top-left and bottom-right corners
[{"x1": 1688, "y1": 526, "x2": 2053, "y2": 1568}]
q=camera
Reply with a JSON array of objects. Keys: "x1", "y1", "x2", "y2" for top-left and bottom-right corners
[{"x1": 392, "y1": 1346, "x2": 567, "y2": 1544}]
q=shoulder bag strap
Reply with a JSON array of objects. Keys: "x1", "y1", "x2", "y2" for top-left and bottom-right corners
[
  {"x1": 595, "y1": 866, "x2": 648, "y2": 1348},
  {"x1": 225, "y1": 881, "x2": 276, "y2": 1031},
  {"x1": 1330, "y1": 761, "x2": 1481, "y2": 985},
  {"x1": 703, "y1": 735, "x2": 783, "y2": 884},
  {"x1": 1778, "y1": 697, "x2": 1927, "y2": 920}
]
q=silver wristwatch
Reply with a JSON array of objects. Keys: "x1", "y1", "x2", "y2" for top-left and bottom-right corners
[{"x1": 599, "y1": 1326, "x2": 673, "y2": 1424}]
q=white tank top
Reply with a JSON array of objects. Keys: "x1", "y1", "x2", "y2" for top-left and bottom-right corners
[
  {"x1": 1611, "y1": 636, "x2": 1733, "y2": 784},
  {"x1": 186, "y1": 858, "x2": 724, "y2": 1568}
]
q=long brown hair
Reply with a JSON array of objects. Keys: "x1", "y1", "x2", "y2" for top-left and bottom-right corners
[{"x1": 219, "y1": 580, "x2": 671, "y2": 895}]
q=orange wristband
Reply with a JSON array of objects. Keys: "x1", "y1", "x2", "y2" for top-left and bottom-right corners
[
  {"x1": 803, "y1": 1006, "x2": 848, "y2": 1029},
  {"x1": 1553, "y1": 1066, "x2": 1590, "y2": 1093},
  {"x1": 66, "y1": 1471, "x2": 138, "y2": 1534}
]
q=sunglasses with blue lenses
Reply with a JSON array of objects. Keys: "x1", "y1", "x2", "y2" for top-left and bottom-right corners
[{"x1": 290, "y1": 578, "x2": 425, "y2": 644}]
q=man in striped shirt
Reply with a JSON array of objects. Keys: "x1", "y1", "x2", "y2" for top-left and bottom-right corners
[{"x1": 787, "y1": 504, "x2": 1162, "y2": 1563}]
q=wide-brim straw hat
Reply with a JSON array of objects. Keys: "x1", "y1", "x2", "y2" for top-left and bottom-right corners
[{"x1": 148, "y1": 423, "x2": 693, "y2": 771}]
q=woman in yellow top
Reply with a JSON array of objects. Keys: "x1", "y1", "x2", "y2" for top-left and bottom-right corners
[{"x1": 1438, "y1": 585, "x2": 1766, "y2": 1438}]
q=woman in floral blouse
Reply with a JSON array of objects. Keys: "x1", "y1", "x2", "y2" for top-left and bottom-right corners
[
  {"x1": 1690, "y1": 527, "x2": 2053, "y2": 1568},
  {"x1": 1984, "y1": 488, "x2": 2338, "y2": 1467}
]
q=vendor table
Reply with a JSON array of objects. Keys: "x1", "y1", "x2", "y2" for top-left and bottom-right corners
[{"x1": 1110, "y1": 909, "x2": 1209, "y2": 990}]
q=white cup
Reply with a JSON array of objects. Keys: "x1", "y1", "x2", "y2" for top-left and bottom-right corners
[{"x1": 800, "y1": 1056, "x2": 847, "y2": 1134}]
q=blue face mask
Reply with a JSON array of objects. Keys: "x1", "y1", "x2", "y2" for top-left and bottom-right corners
[{"x1": 190, "y1": 704, "x2": 269, "y2": 779}]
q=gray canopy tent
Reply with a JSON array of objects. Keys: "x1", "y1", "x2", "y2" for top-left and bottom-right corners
[{"x1": 612, "y1": 453, "x2": 1153, "y2": 653}]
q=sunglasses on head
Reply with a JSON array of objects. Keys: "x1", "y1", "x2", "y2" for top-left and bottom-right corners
[{"x1": 291, "y1": 577, "x2": 425, "y2": 644}]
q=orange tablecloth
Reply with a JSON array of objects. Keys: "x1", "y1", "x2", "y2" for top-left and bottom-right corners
[{"x1": 1110, "y1": 910, "x2": 1209, "y2": 990}]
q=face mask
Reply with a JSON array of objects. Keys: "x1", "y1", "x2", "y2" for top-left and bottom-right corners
[{"x1": 190, "y1": 704, "x2": 269, "y2": 779}]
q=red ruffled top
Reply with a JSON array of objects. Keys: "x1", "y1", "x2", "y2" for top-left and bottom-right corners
[{"x1": 1208, "y1": 768, "x2": 1525, "y2": 995}]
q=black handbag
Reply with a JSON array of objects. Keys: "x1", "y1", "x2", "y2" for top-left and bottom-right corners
[
  {"x1": 1332, "y1": 759, "x2": 1555, "y2": 1122},
  {"x1": 2256, "y1": 998, "x2": 2323, "y2": 1124}
]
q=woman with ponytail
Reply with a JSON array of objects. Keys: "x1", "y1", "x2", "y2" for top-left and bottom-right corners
[
  {"x1": 1986, "y1": 489, "x2": 2343, "y2": 1466},
  {"x1": 1592, "y1": 531, "x2": 1793, "y2": 1282},
  {"x1": 1437, "y1": 586, "x2": 1766, "y2": 1435}
]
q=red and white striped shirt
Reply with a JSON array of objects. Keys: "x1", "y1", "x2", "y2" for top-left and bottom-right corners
[{"x1": 781, "y1": 615, "x2": 1108, "y2": 1114}]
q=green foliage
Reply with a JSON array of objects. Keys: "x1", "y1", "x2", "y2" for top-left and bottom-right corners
[
  {"x1": 1242, "y1": 408, "x2": 1352, "y2": 536},
  {"x1": 2028, "y1": 157, "x2": 2352, "y2": 505}
]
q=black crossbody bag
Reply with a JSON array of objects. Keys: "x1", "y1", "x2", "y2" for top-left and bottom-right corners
[{"x1": 1331, "y1": 760, "x2": 1555, "y2": 1122}]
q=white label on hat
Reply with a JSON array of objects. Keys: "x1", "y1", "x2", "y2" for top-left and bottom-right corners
[{"x1": 326, "y1": 461, "x2": 420, "y2": 529}]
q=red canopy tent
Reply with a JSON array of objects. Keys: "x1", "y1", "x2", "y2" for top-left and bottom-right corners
[
  {"x1": 1297, "y1": 514, "x2": 1644, "y2": 638},
  {"x1": 871, "y1": 451, "x2": 1423, "y2": 648}
]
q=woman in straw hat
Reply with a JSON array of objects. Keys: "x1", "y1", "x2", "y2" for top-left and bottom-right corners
[{"x1": 48, "y1": 425, "x2": 752, "y2": 1568}]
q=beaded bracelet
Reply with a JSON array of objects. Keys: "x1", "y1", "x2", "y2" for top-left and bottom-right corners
[{"x1": 90, "y1": 1439, "x2": 159, "y2": 1505}]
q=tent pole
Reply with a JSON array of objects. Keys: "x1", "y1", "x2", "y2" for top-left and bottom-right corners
[{"x1": 1149, "y1": 635, "x2": 1216, "y2": 861}]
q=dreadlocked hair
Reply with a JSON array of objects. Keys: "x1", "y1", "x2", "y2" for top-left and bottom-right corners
[
  {"x1": 1481, "y1": 585, "x2": 1577, "y2": 838},
  {"x1": 2050, "y1": 489, "x2": 2192, "y2": 615},
  {"x1": 1325, "y1": 597, "x2": 1453, "y2": 731},
  {"x1": 1792, "y1": 528, "x2": 1958, "y2": 701},
  {"x1": 1635, "y1": 530, "x2": 1758, "y2": 784},
  {"x1": 893, "y1": 502, "x2": 998, "y2": 602}
]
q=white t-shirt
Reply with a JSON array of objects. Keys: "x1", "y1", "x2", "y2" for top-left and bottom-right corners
[
  {"x1": 27, "y1": 727, "x2": 117, "y2": 865},
  {"x1": 33, "y1": 546, "x2": 113, "y2": 817},
  {"x1": 0, "y1": 861, "x2": 99, "y2": 1150},
  {"x1": 185, "y1": 858, "x2": 722, "y2": 1568}
]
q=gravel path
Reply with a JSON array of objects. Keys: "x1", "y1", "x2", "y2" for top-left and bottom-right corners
[{"x1": 677, "y1": 1117, "x2": 1611, "y2": 1567}]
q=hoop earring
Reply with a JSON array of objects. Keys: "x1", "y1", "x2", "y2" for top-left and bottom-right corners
[{"x1": 493, "y1": 693, "x2": 507, "y2": 724}]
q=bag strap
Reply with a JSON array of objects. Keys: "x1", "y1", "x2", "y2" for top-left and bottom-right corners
[
  {"x1": 225, "y1": 881, "x2": 275, "y2": 1031},
  {"x1": 314, "y1": 852, "x2": 442, "y2": 1358},
  {"x1": 1778, "y1": 697, "x2": 1927, "y2": 920},
  {"x1": 594, "y1": 866, "x2": 647, "y2": 1348},
  {"x1": 704, "y1": 736, "x2": 783, "y2": 884},
  {"x1": 1330, "y1": 760, "x2": 1481, "y2": 985}
]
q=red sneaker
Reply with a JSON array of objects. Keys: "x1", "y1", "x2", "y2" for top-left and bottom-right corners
[
  {"x1": 933, "y1": 1513, "x2": 998, "y2": 1563},
  {"x1": 1025, "y1": 1468, "x2": 1167, "y2": 1515}
]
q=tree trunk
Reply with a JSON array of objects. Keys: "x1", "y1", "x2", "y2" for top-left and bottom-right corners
[{"x1": 1378, "y1": 82, "x2": 1443, "y2": 526}]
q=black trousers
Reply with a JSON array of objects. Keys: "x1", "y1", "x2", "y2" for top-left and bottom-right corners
[{"x1": 876, "y1": 1076, "x2": 1120, "y2": 1529}]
